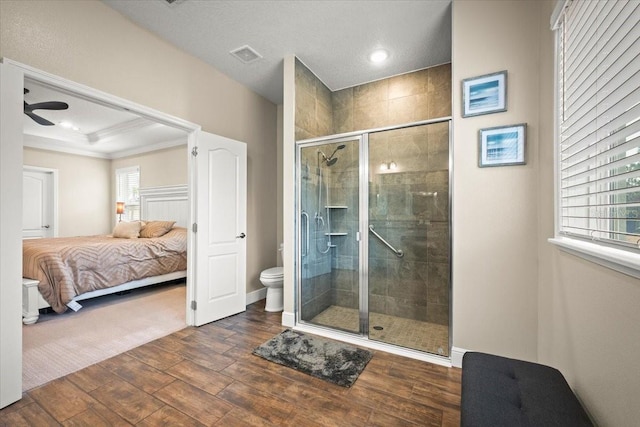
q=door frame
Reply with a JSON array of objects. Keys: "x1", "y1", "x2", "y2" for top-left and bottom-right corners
[
  {"x1": 295, "y1": 135, "x2": 363, "y2": 334},
  {"x1": 23, "y1": 165, "x2": 59, "y2": 238},
  {"x1": 2, "y1": 58, "x2": 202, "y2": 326},
  {"x1": 194, "y1": 133, "x2": 247, "y2": 326}
]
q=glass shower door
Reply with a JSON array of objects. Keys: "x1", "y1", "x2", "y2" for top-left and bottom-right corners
[
  {"x1": 298, "y1": 137, "x2": 361, "y2": 334},
  {"x1": 367, "y1": 123, "x2": 450, "y2": 356}
]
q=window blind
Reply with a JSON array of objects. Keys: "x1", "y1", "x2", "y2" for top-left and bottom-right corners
[
  {"x1": 115, "y1": 166, "x2": 140, "y2": 221},
  {"x1": 556, "y1": 0, "x2": 640, "y2": 250}
]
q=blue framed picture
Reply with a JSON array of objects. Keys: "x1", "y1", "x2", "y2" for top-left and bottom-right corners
[
  {"x1": 462, "y1": 71, "x2": 507, "y2": 117},
  {"x1": 478, "y1": 123, "x2": 526, "y2": 167}
]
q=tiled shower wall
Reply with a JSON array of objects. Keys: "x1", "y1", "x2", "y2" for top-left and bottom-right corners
[
  {"x1": 295, "y1": 59, "x2": 333, "y2": 141},
  {"x1": 295, "y1": 59, "x2": 335, "y2": 320},
  {"x1": 295, "y1": 59, "x2": 451, "y2": 325},
  {"x1": 331, "y1": 64, "x2": 451, "y2": 134},
  {"x1": 295, "y1": 59, "x2": 452, "y2": 138}
]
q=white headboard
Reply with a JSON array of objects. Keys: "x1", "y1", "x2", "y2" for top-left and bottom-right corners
[{"x1": 139, "y1": 185, "x2": 189, "y2": 228}]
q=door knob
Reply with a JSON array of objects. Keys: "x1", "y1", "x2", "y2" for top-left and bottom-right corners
[
  {"x1": 42, "y1": 225, "x2": 50, "y2": 229},
  {"x1": 236, "y1": 232, "x2": 246, "y2": 239}
]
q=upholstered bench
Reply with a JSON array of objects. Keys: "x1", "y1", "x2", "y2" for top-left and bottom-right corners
[{"x1": 461, "y1": 352, "x2": 593, "y2": 426}]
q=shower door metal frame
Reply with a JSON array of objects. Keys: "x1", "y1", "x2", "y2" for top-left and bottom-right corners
[
  {"x1": 358, "y1": 133, "x2": 370, "y2": 337},
  {"x1": 295, "y1": 134, "x2": 364, "y2": 336},
  {"x1": 295, "y1": 117, "x2": 453, "y2": 360}
]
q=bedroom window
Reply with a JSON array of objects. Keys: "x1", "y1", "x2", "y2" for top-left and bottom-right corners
[
  {"x1": 550, "y1": 0, "x2": 640, "y2": 276},
  {"x1": 115, "y1": 166, "x2": 140, "y2": 221}
]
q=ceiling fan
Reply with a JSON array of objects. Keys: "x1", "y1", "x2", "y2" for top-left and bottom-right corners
[{"x1": 23, "y1": 88, "x2": 69, "y2": 126}]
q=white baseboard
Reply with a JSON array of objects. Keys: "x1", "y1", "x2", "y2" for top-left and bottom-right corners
[
  {"x1": 246, "y1": 287, "x2": 267, "y2": 305},
  {"x1": 281, "y1": 311, "x2": 295, "y2": 327},
  {"x1": 451, "y1": 346, "x2": 468, "y2": 368}
]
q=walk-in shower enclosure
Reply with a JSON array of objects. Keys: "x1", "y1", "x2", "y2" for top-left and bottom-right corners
[
  {"x1": 296, "y1": 120, "x2": 450, "y2": 357},
  {"x1": 294, "y1": 58, "x2": 452, "y2": 359}
]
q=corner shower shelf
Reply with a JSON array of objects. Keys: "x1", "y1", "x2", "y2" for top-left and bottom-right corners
[{"x1": 324, "y1": 232, "x2": 348, "y2": 236}]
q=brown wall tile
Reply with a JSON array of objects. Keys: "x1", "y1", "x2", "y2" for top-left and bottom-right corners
[
  {"x1": 354, "y1": 79, "x2": 389, "y2": 108},
  {"x1": 388, "y1": 69, "x2": 429, "y2": 100},
  {"x1": 354, "y1": 101, "x2": 389, "y2": 130}
]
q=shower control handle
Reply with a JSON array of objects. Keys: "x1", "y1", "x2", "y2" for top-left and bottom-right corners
[{"x1": 236, "y1": 233, "x2": 246, "y2": 239}]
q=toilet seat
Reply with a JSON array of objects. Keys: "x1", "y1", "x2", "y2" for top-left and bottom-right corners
[{"x1": 260, "y1": 267, "x2": 283, "y2": 279}]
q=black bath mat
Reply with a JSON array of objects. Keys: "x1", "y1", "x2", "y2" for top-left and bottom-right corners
[{"x1": 252, "y1": 329, "x2": 373, "y2": 387}]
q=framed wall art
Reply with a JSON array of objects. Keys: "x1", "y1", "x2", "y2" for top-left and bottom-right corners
[
  {"x1": 478, "y1": 123, "x2": 526, "y2": 167},
  {"x1": 462, "y1": 70, "x2": 507, "y2": 117}
]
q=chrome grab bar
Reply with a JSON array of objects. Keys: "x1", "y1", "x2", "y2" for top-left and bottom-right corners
[
  {"x1": 301, "y1": 211, "x2": 310, "y2": 257},
  {"x1": 369, "y1": 225, "x2": 404, "y2": 258}
]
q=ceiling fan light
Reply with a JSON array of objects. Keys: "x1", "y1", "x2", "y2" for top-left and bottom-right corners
[{"x1": 59, "y1": 121, "x2": 80, "y2": 131}]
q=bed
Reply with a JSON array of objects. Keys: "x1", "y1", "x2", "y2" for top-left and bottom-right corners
[{"x1": 22, "y1": 185, "x2": 189, "y2": 324}]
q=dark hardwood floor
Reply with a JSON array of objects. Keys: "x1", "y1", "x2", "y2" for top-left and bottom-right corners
[{"x1": 1, "y1": 300, "x2": 461, "y2": 426}]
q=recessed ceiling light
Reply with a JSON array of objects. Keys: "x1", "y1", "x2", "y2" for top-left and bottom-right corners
[{"x1": 369, "y1": 49, "x2": 389, "y2": 63}]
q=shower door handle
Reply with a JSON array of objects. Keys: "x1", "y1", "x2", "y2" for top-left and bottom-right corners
[{"x1": 301, "y1": 211, "x2": 309, "y2": 257}]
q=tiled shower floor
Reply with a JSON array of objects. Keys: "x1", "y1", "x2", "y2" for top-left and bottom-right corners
[{"x1": 310, "y1": 305, "x2": 450, "y2": 357}]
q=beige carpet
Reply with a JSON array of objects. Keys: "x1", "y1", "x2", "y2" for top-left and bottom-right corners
[{"x1": 22, "y1": 282, "x2": 186, "y2": 391}]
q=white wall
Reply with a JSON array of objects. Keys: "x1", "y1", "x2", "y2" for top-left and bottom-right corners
[
  {"x1": 276, "y1": 105, "x2": 284, "y2": 266},
  {"x1": 24, "y1": 147, "x2": 111, "y2": 236}
]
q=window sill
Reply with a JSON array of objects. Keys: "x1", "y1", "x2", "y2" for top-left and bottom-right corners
[{"x1": 548, "y1": 237, "x2": 640, "y2": 280}]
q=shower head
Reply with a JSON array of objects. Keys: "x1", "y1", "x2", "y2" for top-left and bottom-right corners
[
  {"x1": 318, "y1": 144, "x2": 346, "y2": 166},
  {"x1": 328, "y1": 144, "x2": 346, "y2": 161}
]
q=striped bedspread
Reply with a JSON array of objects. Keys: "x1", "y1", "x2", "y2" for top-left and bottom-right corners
[{"x1": 23, "y1": 227, "x2": 187, "y2": 313}]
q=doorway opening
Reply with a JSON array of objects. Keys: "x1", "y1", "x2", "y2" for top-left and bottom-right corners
[{"x1": 13, "y1": 61, "x2": 199, "y2": 391}]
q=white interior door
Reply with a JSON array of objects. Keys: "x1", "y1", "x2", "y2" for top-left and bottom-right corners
[
  {"x1": 194, "y1": 131, "x2": 247, "y2": 326},
  {"x1": 23, "y1": 169, "x2": 55, "y2": 239},
  {"x1": 0, "y1": 61, "x2": 25, "y2": 409}
]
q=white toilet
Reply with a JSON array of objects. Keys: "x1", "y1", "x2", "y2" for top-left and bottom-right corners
[{"x1": 260, "y1": 243, "x2": 284, "y2": 312}]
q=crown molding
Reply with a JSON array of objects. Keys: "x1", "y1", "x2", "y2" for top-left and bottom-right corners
[
  {"x1": 23, "y1": 134, "x2": 187, "y2": 160},
  {"x1": 109, "y1": 138, "x2": 187, "y2": 159},
  {"x1": 23, "y1": 134, "x2": 111, "y2": 159},
  {"x1": 86, "y1": 117, "x2": 154, "y2": 144}
]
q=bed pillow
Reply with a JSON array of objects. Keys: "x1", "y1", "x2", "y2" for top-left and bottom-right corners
[
  {"x1": 140, "y1": 220, "x2": 175, "y2": 238},
  {"x1": 112, "y1": 221, "x2": 141, "y2": 239}
]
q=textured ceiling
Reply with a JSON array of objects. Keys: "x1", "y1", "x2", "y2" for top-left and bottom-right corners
[
  {"x1": 24, "y1": 0, "x2": 451, "y2": 157},
  {"x1": 102, "y1": 0, "x2": 452, "y2": 104}
]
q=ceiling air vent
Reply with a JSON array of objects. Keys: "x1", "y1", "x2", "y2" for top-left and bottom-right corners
[
  {"x1": 162, "y1": 0, "x2": 186, "y2": 7},
  {"x1": 230, "y1": 45, "x2": 263, "y2": 64}
]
